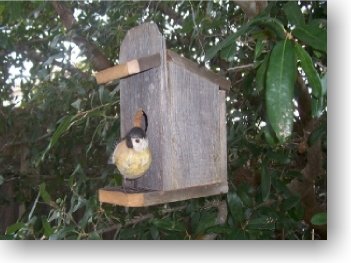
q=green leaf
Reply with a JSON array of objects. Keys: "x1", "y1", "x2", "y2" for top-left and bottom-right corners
[
  {"x1": 194, "y1": 211, "x2": 218, "y2": 235},
  {"x1": 256, "y1": 52, "x2": 270, "y2": 93},
  {"x1": 282, "y1": 195, "x2": 300, "y2": 210},
  {"x1": 42, "y1": 217, "x2": 54, "y2": 237},
  {"x1": 262, "y1": 124, "x2": 278, "y2": 145},
  {"x1": 220, "y1": 44, "x2": 237, "y2": 62},
  {"x1": 205, "y1": 16, "x2": 286, "y2": 61},
  {"x1": 70, "y1": 195, "x2": 86, "y2": 213},
  {"x1": 295, "y1": 43, "x2": 322, "y2": 98},
  {"x1": 292, "y1": 24, "x2": 327, "y2": 52},
  {"x1": 227, "y1": 192, "x2": 244, "y2": 222},
  {"x1": 250, "y1": 17, "x2": 286, "y2": 40},
  {"x1": 0, "y1": 175, "x2": 4, "y2": 185},
  {"x1": 246, "y1": 216, "x2": 275, "y2": 230},
  {"x1": 254, "y1": 38, "x2": 264, "y2": 59},
  {"x1": 266, "y1": 150, "x2": 290, "y2": 165},
  {"x1": 266, "y1": 39, "x2": 296, "y2": 143},
  {"x1": 6, "y1": 222, "x2": 25, "y2": 235},
  {"x1": 205, "y1": 23, "x2": 251, "y2": 61},
  {"x1": 261, "y1": 166, "x2": 271, "y2": 201},
  {"x1": 283, "y1": 1, "x2": 304, "y2": 26},
  {"x1": 41, "y1": 114, "x2": 76, "y2": 160},
  {"x1": 49, "y1": 226, "x2": 76, "y2": 240},
  {"x1": 39, "y1": 183, "x2": 52, "y2": 204},
  {"x1": 88, "y1": 231, "x2": 101, "y2": 240},
  {"x1": 311, "y1": 212, "x2": 327, "y2": 225},
  {"x1": 311, "y1": 96, "x2": 325, "y2": 118}
]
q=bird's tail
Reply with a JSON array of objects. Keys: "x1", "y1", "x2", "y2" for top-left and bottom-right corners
[{"x1": 133, "y1": 108, "x2": 148, "y2": 133}]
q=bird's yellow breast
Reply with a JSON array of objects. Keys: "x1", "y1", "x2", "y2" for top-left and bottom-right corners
[{"x1": 113, "y1": 140, "x2": 152, "y2": 179}]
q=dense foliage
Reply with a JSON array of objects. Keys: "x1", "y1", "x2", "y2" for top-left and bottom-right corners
[{"x1": 0, "y1": 1, "x2": 327, "y2": 240}]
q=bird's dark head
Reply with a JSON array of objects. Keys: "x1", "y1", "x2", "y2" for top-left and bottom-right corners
[{"x1": 125, "y1": 127, "x2": 148, "y2": 151}]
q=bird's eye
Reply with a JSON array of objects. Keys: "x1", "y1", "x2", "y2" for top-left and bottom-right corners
[{"x1": 135, "y1": 139, "x2": 140, "y2": 143}]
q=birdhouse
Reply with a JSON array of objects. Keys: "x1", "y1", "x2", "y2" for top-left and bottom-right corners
[{"x1": 97, "y1": 22, "x2": 230, "y2": 207}]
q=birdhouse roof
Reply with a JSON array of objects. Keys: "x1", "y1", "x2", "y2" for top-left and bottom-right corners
[{"x1": 166, "y1": 50, "x2": 231, "y2": 91}]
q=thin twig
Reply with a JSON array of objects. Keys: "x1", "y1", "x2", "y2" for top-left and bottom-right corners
[{"x1": 227, "y1": 63, "x2": 254, "y2": 72}]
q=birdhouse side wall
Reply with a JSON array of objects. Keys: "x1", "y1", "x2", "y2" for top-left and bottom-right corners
[{"x1": 161, "y1": 61, "x2": 227, "y2": 190}]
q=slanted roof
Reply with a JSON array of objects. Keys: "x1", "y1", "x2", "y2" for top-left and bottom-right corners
[{"x1": 166, "y1": 49, "x2": 231, "y2": 91}]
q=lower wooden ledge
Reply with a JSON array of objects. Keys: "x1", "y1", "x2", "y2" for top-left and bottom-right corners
[{"x1": 98, "y1": 182, "x2": 228, "y2": 207}]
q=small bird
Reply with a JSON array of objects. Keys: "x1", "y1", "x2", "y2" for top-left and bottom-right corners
[{"x1": 111, "y1": 109, "x2": 152, "y2": 183}]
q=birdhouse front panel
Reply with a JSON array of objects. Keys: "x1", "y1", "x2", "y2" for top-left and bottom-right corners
[{"x1": 119, "y1": 23, "x2": 167, "y2": 191}]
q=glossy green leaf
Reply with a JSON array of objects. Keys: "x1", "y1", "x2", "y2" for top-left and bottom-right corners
[
  {"x1": 283, "y1": 1, "x2": 304, "y2": 26},
  {"x1": 0, "y1": 175, "x2": 4, "y2": 185},
  {"x1": 250, "y1": 17, "x2": 286, "y2": 40},
  {"x1": 295, "y1": 43, "x2": 322, "y2": 98},
  {"x1": 292, "y1": 24, "x2": 327, "y2": 52},
  {"x1": 205, "y1": 16, "x2": 286, "y2": 61},
  {"x1": 311, "y1": 212, "x2": 327, "y2": 225},
  {"x1": 256, "y1": 52, "x2": 270, "y2": 93},
  {"x1": 266, "y1": 39, "x2": 296, "y2": 143},
  {"x1": 262, "y1": 124, "x2": 278, "y2": 145},
  {"x1": 261, "y1": 166, "x2": 271, "y2": 201}
]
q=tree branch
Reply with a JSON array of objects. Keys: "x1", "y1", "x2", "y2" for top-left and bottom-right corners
[
  {"x1": 234, "y1": 1, "x2": 268, "y2": 19},
  {"x1": 227, "y1": 63, "x2": 254, "y2": 72},
  {"x1": 52, "y1": 1, "x2": 113, "y2": 71}
]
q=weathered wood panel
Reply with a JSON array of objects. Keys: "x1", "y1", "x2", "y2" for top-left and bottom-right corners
[
  {"x1": 162, "y1": 60, "x2": 224, "y2": 190},
  {"x1": 117, "y1": 22, "x2": 228, "y2": 195},
  {"x1": 99, "y1": 183, "x2": 228, "y2": 207},
  {"x1": 218, "y1": 90, "x2": 228, "y2": 183},
  {"x1": 119, "y1": 22, "x2": 166, "y2": 190},
  {"x1": 167, "y1": 50, "x2": 231, "y2": 91}
]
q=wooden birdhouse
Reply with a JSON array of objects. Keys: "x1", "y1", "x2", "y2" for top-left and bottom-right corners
[{"x1": 97, "y1": 22, "x2": 230, "y2": 207}]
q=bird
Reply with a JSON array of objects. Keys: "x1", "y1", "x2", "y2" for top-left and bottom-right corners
[{"x1": 111, "y1": 109, "x2": 152, "y2": 184}]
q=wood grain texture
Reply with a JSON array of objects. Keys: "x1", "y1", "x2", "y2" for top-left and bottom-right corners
[
  {"x1": 162, "y1": 60, "x2": 225, "y2": 190},
  {"x1": 99, "y1": 183, "x2": 228, "y2": 207},
  {"x1": 117, "y1": 22, "x2": 228, "y2": 195},
  {"x1": 119, "y1": 22, "x2": 166, "y2": 190},
  {"x1": 167, "y1": 50, "x2": 231, "y2": 91},
  {"x1": 219, "y1": 90, "x2": 228, "y2": 183}
]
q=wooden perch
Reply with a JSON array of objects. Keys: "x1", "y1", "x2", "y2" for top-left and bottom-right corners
[{"x1": 95, "y1": 53, "x2": 161, "y2": 84}]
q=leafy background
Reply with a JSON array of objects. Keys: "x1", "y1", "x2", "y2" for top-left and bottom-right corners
[{"x1": 0, "y1": 1, "x2": 327, "y2": 240}]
